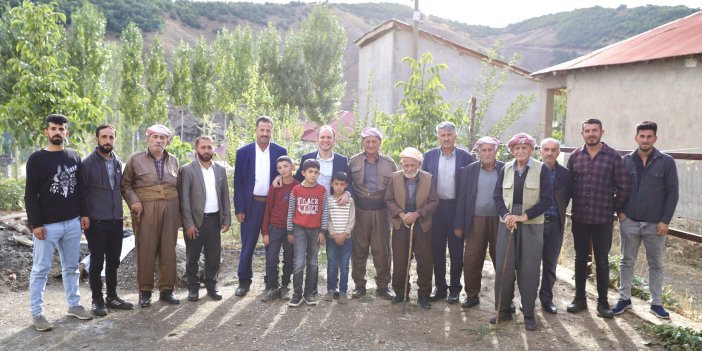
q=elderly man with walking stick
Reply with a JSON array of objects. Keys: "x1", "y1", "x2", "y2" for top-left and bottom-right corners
[
  {"x1": 492, "y1": 133, "x2": 552, "y2": 331},
  {"x1": 385, "y1": 147, "x2": 438, "y2": 309}
]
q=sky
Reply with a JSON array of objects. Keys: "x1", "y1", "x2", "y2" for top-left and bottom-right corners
[{"x1": 240, "y1": 0, "x2": 701, "y2": 27}]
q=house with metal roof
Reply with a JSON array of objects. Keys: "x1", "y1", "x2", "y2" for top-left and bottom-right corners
[
  {"x1": 532, "y1": 11, "x2": 702, "y2": 151},
  {"x1": 356, "y1": 19, "x2": 545, "y2": 142}
]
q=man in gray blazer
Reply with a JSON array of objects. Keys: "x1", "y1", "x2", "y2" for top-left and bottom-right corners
[{"x1": 179, "y1": 136, "x2": 231, "y2": 301}]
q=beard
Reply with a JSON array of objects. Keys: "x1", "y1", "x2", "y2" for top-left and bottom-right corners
[
  {"x1": 197, "y1": 153, "x2": 213, "y2": 162},
  {"x1": 98, "y1": 144, "x2": 112, "y2": 154},
  {"x1": 403, "y1": 170, "x2": 418, "y2": 179},
  {"x1": 49, "y1": 136, "x2": 64, "y2": 146}
]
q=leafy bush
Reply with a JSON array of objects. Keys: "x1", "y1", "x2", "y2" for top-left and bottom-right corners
[
  {"x1": 640, "y1": 324, "x2": 702, "y2": 351},
  {"x1": 0, "y1": 177, "x2": 24, "y2": 211}
]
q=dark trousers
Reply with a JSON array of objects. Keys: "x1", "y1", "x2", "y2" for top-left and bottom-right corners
[
  {"x1": 184, "y1": 214, "x2": 221, "y2": 290},
  {"x1": 463, "y1": 216, "x2": 499, "y2": 298},
  {"x1": 432, "y1": 200, "x2": 464, "y2": 294},
  {"x1": 391, "y1": 224, "x2": 433, "y2": 298},
  {"x1": 539, "y1": 221, "x2": 564, "y2": 304},
  {"x1": 86, "y1": 219, "x2": 124, "y2": 302},
  {"x1": 237, "y1": 199, "x2": 266, "y2": 283},
  {"x1": 572, "y1": 221, "x2": 613, "y2": 303},
  {"x1": 264, "y1": 225, "x2": 293, "y2": 289},
  {"x1": 293, "y1": 225, "x2": 320, "y2": 297}
]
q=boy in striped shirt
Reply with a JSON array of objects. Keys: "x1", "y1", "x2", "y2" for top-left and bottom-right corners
[
  {"x1": 287, "y1": 159, "x2": 330, "y2": 306},
  {"x1": 324, "y1": 171, "x2": 356, "y2": 303}
]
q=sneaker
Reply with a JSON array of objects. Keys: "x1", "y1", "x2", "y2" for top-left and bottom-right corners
[
  {"x1": 32, "y1": 314, "x2": 53, "y2": 331},
  {"x1": 67, "y1": 305, "x2": 93, "y2": 320},
  {"x1": 304, "y1": 294, "x2": 319, "y2": 305},
  {"x1": 91, "y1": 301, "x2": 107, "y2": 317},
  {"x1": 261, "y1": 288, "x2": 281, "y2": 302},
  {"x1": 280, "y1": 286, "x2": 291, "y2": 300},
  {"x1": 338, "y1": 293, "x2": 348, "y2": 304},
  {"x1": 288, "y1": 294, "x2": 303, "y2": 307},
  {"x1": 106, "y1": 296, "x2": 134, "y2": 310},
  {"x1": 650, "y1": 305, "x2": 670, "y2": 319},
  {"x1": 612, "y1": 299, "x2": 632, "y2": 315},
  {"x1": 323, "y1": 291, "x2": 335, "y2": 302}
]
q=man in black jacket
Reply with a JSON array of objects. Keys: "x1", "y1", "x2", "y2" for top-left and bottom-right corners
[
  {"x1": 537, "y1": 138, "x2": 572, "y2": 314},
  {"x1": 82, "y1": 125, "x2": 134, "y2": 316}
]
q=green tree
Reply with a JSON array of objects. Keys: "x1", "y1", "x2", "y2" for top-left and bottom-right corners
[
  {"x1": 145, "y1": 35, "x2": 168, "y2": 126},
  {"x1": 170, "y1": 40, "x2": 192, "y2": 139},
  {"x1": 257, "y1": 23, "x2": 280, "y2": 96},
  {"x1": 276, "y1": 30, "x2": 308, "y2": 110},
  {"x1": 119, "y1": 22, "x2": 146, "y2": 153},
  {"x1": 376, "y1": 52, "x2": 452, "y2": 159},
  {"x1": 299, "y1": 6, "x2": 346, "y2": 123},
  {"x1": 0, "y1": 1, "x2": 97, "y2": 153},
  {"x1": 191, "y1": 37, "x2": 215, "y2": 134}
]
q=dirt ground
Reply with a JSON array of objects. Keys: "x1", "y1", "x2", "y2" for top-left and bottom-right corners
[{"x1": 0, "y1": 249, "x2": 666, "y2": 351}]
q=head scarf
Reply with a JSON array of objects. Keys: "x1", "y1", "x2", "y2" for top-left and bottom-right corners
[
  {"x1": 507, "y1": 132, "x2": 536, "y2": 151},
  {"x1": 360, "y1": 127, "x2": 383, "y2": 140},
  {"x1": 399, "y1": 147, "x2": 423, "y2": 162},
  {"x1": 146, "y1": 124, "x2": 172, "y2": 139}
]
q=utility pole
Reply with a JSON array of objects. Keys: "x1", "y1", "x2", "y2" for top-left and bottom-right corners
[{"x1": 412, "y1": 0, "x2": 419, "y2": 60}]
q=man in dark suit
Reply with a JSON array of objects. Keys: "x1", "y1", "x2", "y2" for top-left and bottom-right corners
[
  {"x1": 233, "y1": 116, "x2": 287, "y2": 296},
  {"x1": 179, "y1": 136, "x2": 232, "y2": 302},
  {"x1": 537, "y1": 138, "x2": 572, "y2": 314},
  {"x1": 421, "y1": 122, "x2": 473, "y2": 303},
  {"x1": 453, "y1": 136, "x2": 505, "y2": 309}
]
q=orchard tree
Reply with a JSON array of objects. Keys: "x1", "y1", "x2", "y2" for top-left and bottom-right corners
[
  {"x1": 119, "y1": 22, "x2": 146, "y2": 153},
  {"x1": 256, "y1": 23, "x2": 280, "y2": 96},
  {"x1": 145, "y1": 35, "x2": 168, "y2": 126},
  {"x1": 276, "y1": 30, "x2": 308, "y2": 110},
  {"x1": 191, "y1": 37, "x2": 215, "y2": 134},
  {"x1": 170, "y1": 40, "x2": 192, "y2": 139}
]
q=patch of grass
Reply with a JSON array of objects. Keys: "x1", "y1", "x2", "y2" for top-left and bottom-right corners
[{"x1": 639, "y1": 323, "x2": 702, "y2": 351}]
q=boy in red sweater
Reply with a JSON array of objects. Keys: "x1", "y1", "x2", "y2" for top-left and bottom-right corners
[
  {"x1": 287, "y1": 159, "x2": 329, "y2": 306},
  {"x1": 261, "y1": 156, "x2": 298, "y2": 302}
]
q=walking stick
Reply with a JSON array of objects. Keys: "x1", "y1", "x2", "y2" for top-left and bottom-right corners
[
  {"x1": 402, "y1": 222, "x2": 415, "y2": 315},
  {"x1": 495, "y1": 223, "x2": 515, "y2": 328}
]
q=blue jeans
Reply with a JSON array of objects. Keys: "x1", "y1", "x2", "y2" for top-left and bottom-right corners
[
  {"x1": 326, "y1": 236, "x2": 352, "y2": 293},
  {"x1": 29, "y1": 217, "x2": 82, "y2": 316},
  {"x1": 293, "y1": 225, "x2": 320, "y2": 297}
]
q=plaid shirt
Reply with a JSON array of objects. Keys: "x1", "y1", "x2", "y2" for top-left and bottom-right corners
[{"x1": 567, "y1": 142, "x2": 630, "y2": 224}]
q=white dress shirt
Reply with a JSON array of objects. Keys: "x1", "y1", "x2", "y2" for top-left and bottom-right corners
[
  {"x1": 200, "y1": 161, "x2": 219, "y2": 213},
  {"x1": 253, "y1": 143, "x2": 271, "y2": 196}
]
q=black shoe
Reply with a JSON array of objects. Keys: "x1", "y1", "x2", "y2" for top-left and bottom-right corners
[
  {"x1": 106, "y1": 296, "x2": 134, "y2": 310},
  {"x1": 461, "y1": 296, "x2": 480, "y2": 308},
  {"x1": 489, "y1": 313, "x2": 513, "y2": 324},
  {"x1": 207, "y1": 287, "x2": 222, "y2": 301},
  {"x1": 542, "y1": 301, "x2": 557, "y2": 314},
  {"x1": 597, "y1": 301, "x2": 614, "y2": 319},
  {"x1": 447, "y1": 291, "x2": 460, "y2": 304},
  {"x1": 524, "y1": 317, "x2": 538, "y2": 331},
  {"x1": 376, "y1": 288, "x2": 394, "y2": 300},
  {"x1": 418, "y1": 296, "x2": 431, "y2": 309},
  {"x1": 159, "y1": 290, "x2": 180, "y2": 305},
  {"x1": 91, "y1": 300, "x2": 107, "y2": 317},
  {"x1": 235, "y1": 281, "x2": 251, "y2": 297},
  {"x1": 188, "y1": 288, "x2": 199, "y2": 302},
  {"x1": 429, "y1": 287, "x2": 447, "y2": 302},
  {"x1": 139, "y1": 291, "x2": 152, "y2": 308},
  {"x1": 351, "y1": 287, "x2": 366, "y2": 298},
  {"x1": 391, "y1": 292, "x2": 406, "y2": 304},
  {"x1": 567, "y1": 299, "x2": 587, "y2": 313}
]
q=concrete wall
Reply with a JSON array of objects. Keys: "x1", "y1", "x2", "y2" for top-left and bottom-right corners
[
  {"x1": 561, "y1": 58, "x2": 702, "y2": 151},
  {"x1": 358, "y1": 29, "x2": 546, "y2": 141}
]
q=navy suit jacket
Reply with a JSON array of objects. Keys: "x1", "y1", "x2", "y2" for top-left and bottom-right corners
[
  {"x1": 454, "y1": 160, "x2": 505, "y2": 235},
  {"x1": 421, "y1": 147, "x2": 474, "y2": 199},
  {"x1": 294, "y1": 151, "x2": 350, "y2": 186},
  {"x1": 233, "y1": 142, "x2": 287, "y2": 215}
]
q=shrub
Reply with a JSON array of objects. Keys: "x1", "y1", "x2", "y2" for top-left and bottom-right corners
[{"x1": 0, "y1": 177, "x2": 25, "y2": 211}]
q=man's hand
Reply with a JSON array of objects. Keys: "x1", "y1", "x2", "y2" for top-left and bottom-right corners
[
  {"x1": 454, "y1": 229, "x2": 463, "y2": 239},
  {"x1": 221, "y1": 224, "x2": 230, "y2": 233},
  {"x1": 33, "y1": 226, "x2": 46, "y2": 240},
  {"x1": 657, "y1": 222, "x2": 669, "y2": 236},
  {"x1": 236, "y1": 213, "x2": 245, "y2": 223},
  {"x1": 263, "y1": 235, "x2": 270, "y2": 246},
  {"x1": 403, "y1": 212, "x2": 419, "y2": 225},
  {"x1": 334, "y1": 233, "x2": 347, "y2": 246},
  {"x1": 318, "y1": 232, "x2": 326, "y2": 246},
  {"x1": 272, "y1": 175, "x2": 283, "y2": 188},
  {"x1": 80, "y1": 216, "x2": 90, "y2": 230},
  {"x1": 130, "y1": 202, "x2": 143, "y2": 219},
  {"x1": 287, "y1": 233, "x2": 294, "y2": 244},
  {"x1": 186, "y1": 225, "x2": 199, "y2": 240},
  {"x1": 336, "y1": 191, "x2": 351, "y2": 206}
]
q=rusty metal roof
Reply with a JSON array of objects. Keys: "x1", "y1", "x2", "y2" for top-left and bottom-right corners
[{"x1": 533, "y1": 11, "x2": 702, "y2": 76}]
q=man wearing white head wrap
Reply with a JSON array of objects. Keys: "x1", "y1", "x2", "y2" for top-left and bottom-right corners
[
  {"x1": 121, "y1": 124, "x2": 181, "y2": 307},
  {"x1": 348, "y1": 127, "x2": 397, "y2": 299},
  {"x1": 385, "y1": 147, "x2": 438, "y2": 309}
]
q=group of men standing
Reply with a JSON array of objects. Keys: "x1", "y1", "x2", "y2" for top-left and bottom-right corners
[{"x1": 25, "y1": 113, "x2": 678, "y2": 333}]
